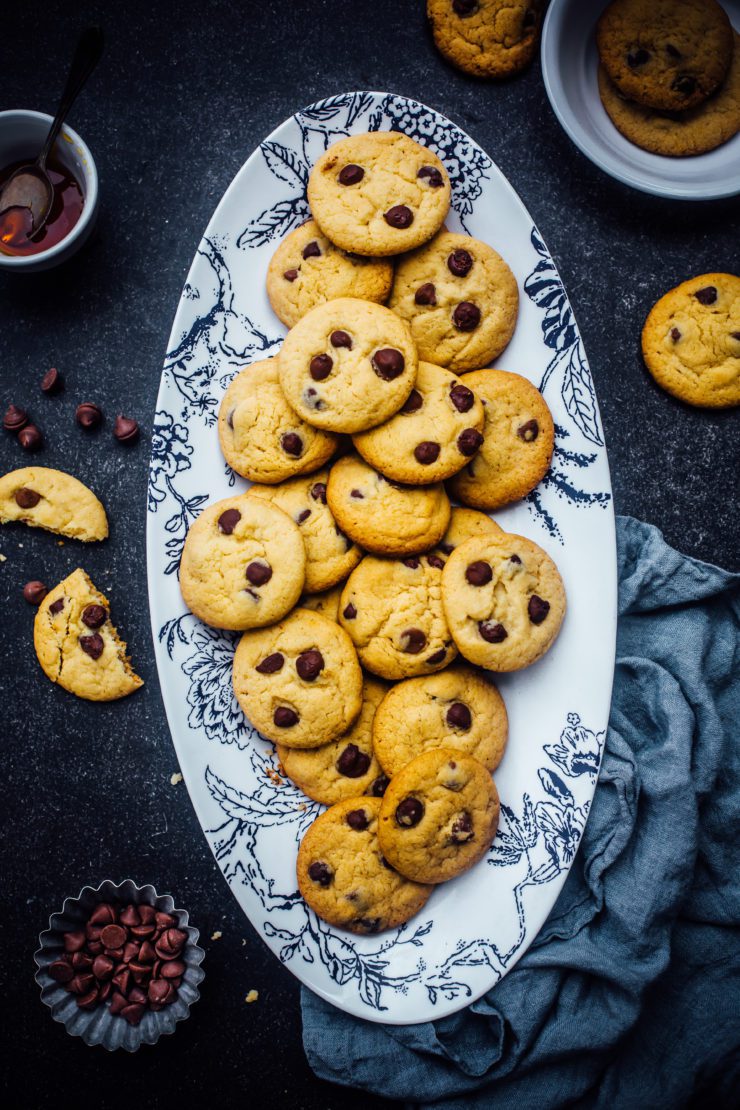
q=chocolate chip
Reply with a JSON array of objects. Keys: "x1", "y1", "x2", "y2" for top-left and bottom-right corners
[
  {"x1": 665, "y1": 43, "x2": 682, "y2": 59},
  {"x1": 343, "y1": 602, "x2": 357, "y2": 619},
  {"x1": 396, "y1": 797, "x2": 424, "y2": 827},
  {"x1": 401, "y1": 389, "x2": 423, "y2": 413},
  {"x1": 100, "y1": 924, "x2": 128, "y2": 949},
  {"x1": 350, "y1": 488, "x2": 364, "y2": 499},
  {"x1": 81, "y1": 604, "x2": 107, "y2": 629},
  {"x1": 337, "y1": 743, "x2": 371, "y2": 778},
  {"x1": 303, "y1": 388, "x2": 325, "y2": 410},
  {"x1": 338, "y1": 163, "x2": 364, "y2": 186},
  {"x1": 119, "y1": 904, "x2": 141, "y2": 927},
  {"x1": 15, "y1": 487, "x2": 40, "y2": 509},
  {"x1": 296, "y1": 508, "x2": 311, "y2": 523},
  {"x1": 732, "y1": 332, "x2": 740, "y2": 341},
  {"x1": 453, "y1": 0, "x2": 477, "y2": 14},
  {"x1": 384, "y1": 204, "x2": 413, "y2": 229},
  {"x1": 354, "y1": 917, "x2": 381, "y2": 934},
  {"x1": 274, "y1": 706, "x2": 298, "y2": 728},
  {"x1": 308, "y1": 861, "x2": 333, "y2": 887},
  {"x1": 448, "y1": 249, "x2": 473, "y2": 277},
  {"x1": 23, "y1": 580, "x2": 47, "y2": 605},
  {"x1": 453, "y1": 302, "x2": 480, "y2": 331},
  {"x1": 281, "y1": 432, "x2": 303, "y2": 457},
  {"x1": 311, "y1": 482, "x2": 327, "y2": 503},
  {"x1": 218, "y1": 508, "x2": 241, "y2": 534},
  {"x1": 426, "y1": 554, "x2": 445, "y2": 570},
  {"x1": 368, "y1": 774, "x2": 390, "y2": 797},
  {"x1": 76, "y1": 402, "x2": 103, "y2": 430},
  {"x1": 509, "y1": 554, "x2": 522, "y2": 564},
  {"x1": 670, "y1": 327, "x2": 681, "y2": 343},
  {"x1": 79, "y1": 633, "x2": 104, "y2": 660},
  {"x1": 426, "y1": 647, "x2": 447, "y2": 665},
  {"x1": 346, "y1": 808, "x2": 369, "y2": 831},
  {"x1": 63, "y1": 931, "x2": 86, "y2": 953},
  {"x1": 417, "y1": 166, "x2": 444, "y2": 188},
  {"x1": 414, "y1": 440, "x2": 440, "y2": 465},
  {"x1": 466, "y1": 560, "x2": 492, "y2": 586},
  {"x1": 457, "y1": 428, "x2": 484, "y2": 456},
  {"x1": 92, "y1": 955, "x2": 115, "y2": 981},
  {"x1": 627, "y1": 47, "x2": 650, "y2": 67},
  {"x1": 296, "y1": 649, "x2": 324, "y2": 681},
  {"x1": 672, "y1": 74, "x2": 696, "y2": 97},
  {"x1": 3, "y1": 404, "x2": 28, "y2": 431},
  {"x1": 414, "y1": 282, "x2": 437, "y2": 306},
  {"x1": 49, "y1": 598, "x2": 65, "y2": 615},
  {"x1": 479, "y1": 620, "x2": 507, "y2": 643},
  {"x1": 49, "y1": 960, "x2": 74, "y2": 984},
  {"x1": 447, "y1": 702, "x2": 472, "y2": 730},
  {"x1": 450, "y1": 811, "x2": 474, "y2": 843},
  {"x1": 246, "y1": 561, "x2": 272, "y2": 586},
  {"x1": 283, "y1": 268, "x2": 298, "y2": 282},
  {"x1": 310, "y1": 354, "x2": 333, "y2": 380},
  {"x1": 113, "y1": 415, "x2": 140, "y2": 444},
  {"x1": 439, "y1": 542, "x2": 454, "y2": 555},
  {"x1": 400, "y1": 627, "x2": 426, "y2": 654},
  {"x1": 302, "y1": 241, "x2": 321, "y2": 259},
  {"x1": 372, "y1": 348, "x2": 405, "y2": 381},
  {"x1": 449, "y1": 383, "x2": 475, "y2": 412},
  {"x1": 402, "y1": 557, "x2": 420, "y2": 569},
  {"x1": 517, "y1": 419, "x2": 539, "y2": 442},
  {"x1": 528, "y1": 594, "x2": 550, "y2": 624},
  {"x1": 255, "y1": 652, "x2": 284, "y2": 674},
  {"x1": 18, "y1": 424, "x2": 42, "y2": 450},
  {"x1": 330, "y1": 330, "x2": 353, "y2": 349},
  {"x1": 694, "y1": 286, "x2": 717, "y2": 305}
]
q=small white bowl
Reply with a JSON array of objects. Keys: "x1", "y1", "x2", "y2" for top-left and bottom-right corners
[
  {"x1": 541, "y1": 0, "x2": 740, "y2": 201},
  {"x1": 0, "y1": 109, "x2": 99, "y2": 272}
]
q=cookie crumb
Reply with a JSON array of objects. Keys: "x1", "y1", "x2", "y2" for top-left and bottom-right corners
[
  {"x1": 0, "y1": 553, "x2": 6, "y2": 562},
  {"x1": 211, "y1": 930, "x2": 222, "y2": 941},
  {"x1": 170, "y1": 772, "x2": 183, "y2": 785},
  {"x1": 241, "y1": 939, "x2": 247, "y2": 946},
  {"x1": 57, "y1": 540, "x2": 64, "y2": 546},
  {"x1": 266, "y1": 766, "x2": 284, "y2": 786},
  {"x1": 245, "y1": 989, "x2": 259, "y2": 1004}
]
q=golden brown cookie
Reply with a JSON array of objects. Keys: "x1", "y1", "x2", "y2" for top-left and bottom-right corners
[
  {"x1": 0, "y1": 467, "x2": 108, "y2": 541},
  {"x1": 432, "y1": 506, "x2": 504, "y2": 559},
  {"x1": 427, "y1": 0, "x2": 545, "y2": 79},
  {"x1": 298, "y1": 583, "x2": 344, "y2": 623}
]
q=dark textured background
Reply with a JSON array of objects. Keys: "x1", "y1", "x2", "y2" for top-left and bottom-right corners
[{"x1": 1, "y1": 2, "x2": 738, "y2": 1107}]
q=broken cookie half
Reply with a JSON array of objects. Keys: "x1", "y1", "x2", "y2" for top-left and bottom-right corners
[{"x1": 0, "y1": 466, "x2": 108, "y2": 541}]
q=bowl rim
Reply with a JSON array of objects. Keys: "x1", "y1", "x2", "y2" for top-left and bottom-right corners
[{"x1": 0, "y1": 108, "x2": 99, "y2": 267}]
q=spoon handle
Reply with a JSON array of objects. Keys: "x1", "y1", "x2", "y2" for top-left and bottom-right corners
[{"x1": 38, "y1": 26, "x2": 104, "y2": 170}]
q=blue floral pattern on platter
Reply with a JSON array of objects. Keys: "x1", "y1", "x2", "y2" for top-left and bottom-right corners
[{"x1": 147, "y1": 91, "x2": 616, "y2": 1024}]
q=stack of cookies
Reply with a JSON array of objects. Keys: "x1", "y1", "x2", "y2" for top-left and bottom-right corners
[
  {"x1": 596, "y1": 0, "x2": 739, "y2": 157},
  {"x1": 179, "y1": 128, "x2": 567, "y2": 935}
]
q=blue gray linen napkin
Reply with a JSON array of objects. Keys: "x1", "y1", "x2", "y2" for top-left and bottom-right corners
[{"x1": 301, "y1": 515, "x2": 740, "y2": 1108}]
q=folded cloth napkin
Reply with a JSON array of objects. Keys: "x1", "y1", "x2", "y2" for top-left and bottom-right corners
[{"x1": 301, "y1": 516, "x2": 740, "y2": 1109}]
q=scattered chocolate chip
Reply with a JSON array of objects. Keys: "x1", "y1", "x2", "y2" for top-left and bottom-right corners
[
  {"x1": 368, "y1": 774, "x2": 390, "y2": 797},
  {"x1": 310, "y1": 354, "x2": 333, "y2": 381},
  {"x1": 49, "y1": 598, "x2": 65, "y2": 615},
  {"x1": 346, "y1": 808, "x2": 369, "y2": 831},
  {"x1": 426, "y1": 647, "x2": 447, "y2": 665},
  {"x1": 517, "y1": 419, "x2": 539, "y2": 442},
  {"x1": 528, "y1": 594, "x2": 550, "y2": 624},
  {"x1": 308, "y1": 861, "x2": 333, "y2": 887},
  {"x1": 509, "y1": 554, "x2": 522, "y2": 564},
  {"x1": 400, "y1": 627, "x2": 426, "y2": 654},
  {"x1": 479, "y1": 620, "x2": 507, "y2": 643},
  {"x1": 281, "y1": 432, "x2": 303, "y2": 457},
  {"x1": 337, "y1": 743, "x2": 371, "y2": 778},
  {"x1": 330, "y1": 330, "x2": 353, "y2": 349},
  {"x1": 100, "y1": 924, "x2": 128, "y2": 950},
  {"x1": 372, "y1": 348, "x2": 405, "y2": 380},
  {"x1": 414, "y1": 282, "x2": 437, "y2": 306},
  {"x1": 401, "y1": 389, "x2": 423, "y2": 413},
  {"x1": 81, "y1": 604, "x2": 107, "y2": 629},
  {"x1": 23, "y1": 580, "x2": 47, "y2": 605},
  {"x1": 384, "y1": 204, "x2": 413, "y2": 229},
  {"x1": 218, "y1": 508, "x2": 241, "y2": 534},
  {"x1": 694, "y1": 286, "x2": 717, "y2": 305},
  {"x1": 449, "y1": 383, "x2": 475, "y2": 412},
  {"x1": 76, "y1": 402, "x2": 103, "y2": 430},
  {"x1": 18, "y1": 424, "x2": 42, "y2": 450},
  {"x1": 256, "y1": 652, "x2": 284, "y2": 674},
  {"x1": 3, "y1": 404, "x2": 28, "y2": 432},
  {"x1": 396, "y1": 797, "x2": 424, "y2": 827},
  {"x1": 447, "y1": 249, "x2": 473, "y2": 277},
  {"x1": 113, "y1": 415, "x2": 140, "y2": 444},
  {"x1": 665, "y1": 43, "x2": 682, "y2": 59},
  {"x1": 350, "y1": 488, "x2": 364, "y2": 499},
  {"x1": 92, "y1": 955, "x2": 115, "y2": 981},
  {"x1": 670, "y1": 327, "x2": 682, "y2": 343},
  {"x1": 426, "y1": 554, "x2": 445, "y2": 570},
  {"x1": 450, "y1": 811, "x2": 474, "y2": 844},
  {"x1": 15, "y1": 487, "x2": 40, "y2": 509},
  {"x1": 338, "y1": 163, "x2": 364, "y2": 186},
  {"x1": 453, "y1": 0, "x2": 477, "y2": 14},
  {"x1": 402, "y1": 557, "x2": 420, "y2": 569},
  {"x1": 453, "y1": 302, "x2": 481, "y2": 331},
  {"x1": 49, "y1": 960, "x2": 75, "y2": 984},
  {"x1": 303, "y1": 387, "x2": 324, "y2": 410},
  {"x1": 283, "y1": 268, "x2": 299, "y2": 282},
  {"x1": 414, "y1": 440, "x2": 440, "y2": 465},
  {"x1": 447, "y1": 702, "x2": 472, "y2": 730},
  {"x1": 296, "y1": 649, "x2": 324, "y2": 681},
  {"x1": 466, "y1": 560, "x2": 492, "y2": 586},
  {"x1": 64, "y1": 931, "x2": 86, "y2": 953},
  {"x1": 627, "y1": 47, "x2": 650, "y2": 67},
  {"x1": 672, "y1": 74, "x2": 696, "y2": 97},
  {"x1": 457, "y1": 428, "x2": 484, "y2": 456},
  {"x1": 79, "y1": 633, "x2": 105, "y2": 660},
  {"x1": 343, "y1": 602, "x2": 357, "y2": 619},
  {"x1": 246, "y1": 561, "x2": 272, "y2": 586},
  {"x1": 296, "y1": 508, "x2": 311, "y2": 524},
  {"x1": 310, "y1": 482, "x2": 327, "y2": 503},
  {"x1": 417, "y1": 165, "x2": 444, "y2": 188},
  {"x1": 302, "y1": 241, "x2": 321, "y2": 260},
  {"x1": 274, "y1": 706, "x2": 299, "y2": 728}
]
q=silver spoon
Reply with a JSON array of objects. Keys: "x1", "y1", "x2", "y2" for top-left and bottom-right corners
[{"x1": 0, "y1": 27, "x2": 103, "y2": 236}]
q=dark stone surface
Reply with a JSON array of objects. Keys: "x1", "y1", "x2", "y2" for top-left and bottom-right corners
[{"x1": 0, "y1": 2, "x2": 738, "y2": 1108}]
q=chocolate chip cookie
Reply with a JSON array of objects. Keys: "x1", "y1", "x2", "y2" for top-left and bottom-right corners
[
  {"x1": 278, "y1": 298, "x2": 418, "y2": 434},
  {"x1": 307, "y1": 131, "x2": 451, "y2": 257},
  {"x1": 266, "y1": 219, "x2": 394, "y2": 328},
  {"x1": 247, "y1": 469, "x2": 362, "y2": 594},
  {"x1": 377, "y1": 749, "x2": 499, "y2": 883},
  {"x1": 326, "y1": 453, "x2": 451, "y2": 556},
  {"x1": 34, "y1": 568, "x2": 143, "y2": 701},
  {"x1": 297, "y1": 797, "x2": 433, "y2": 934},
  {"x1": 641, "y1": 273, "x2": 740, "y2": 408},
  {"x1": 441, "y1": 532, "x2": 566, "y2": 671},
  {"x1": 447, "y1": 369, "x2": 554, "y2": 509},
  {"x1": 339, "y1": 553, "x2": 457, "y2": 679},
  {"x1": 427, "y1": 0, "x2": 545, "y2": 79},
  {"x1": 372, "y1": 664, "x2": 508, "y2": 778},
  {"x1": 277, "y1": 676, "x2": 389, "y2": 805},
  {"x1": 0, "y1": 466, "x2": 108, "y2": 541},
  {"x1": 353, "y1": 361, "x2": 485, "y2": 484},
  {"x1": 233, "y1": 608, "x2": 363, "y2": 748},
  {"x1": 218, "y1": 357, "x2": 338, "y2": 484},
  {"x1": 179, "y1": 494, "x2": 306, "y2": 630},
  {"x1": 596, "y1": 0, "x2": 733, "y2": 112},
  {"x1": 432, "y1": 506, "x2": 504, "y2": 560},
  {"x1": 388, "y1": 230, "x2": 518, "y2": 373}
]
